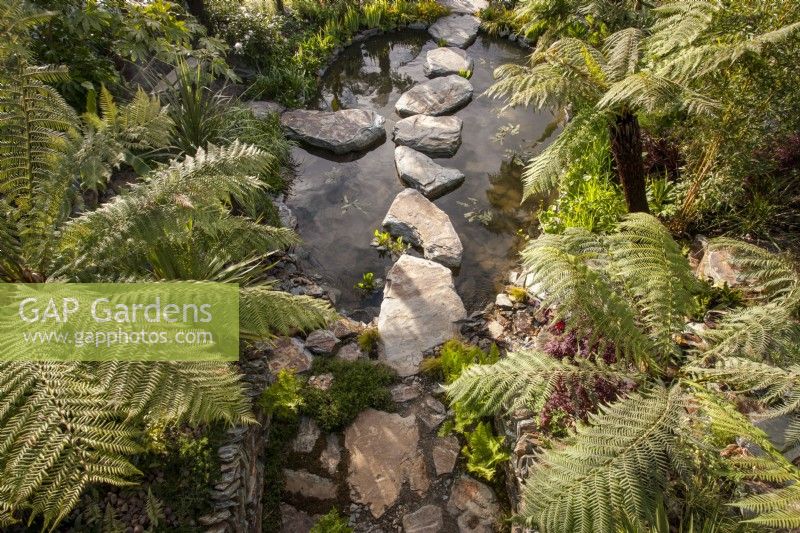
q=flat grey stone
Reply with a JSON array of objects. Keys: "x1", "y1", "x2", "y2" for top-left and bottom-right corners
[
  {"x1": 292, "y1": 417, "x2": 321, "y2": 454},
  {"x1": 429, "y1": 14, "x2": 481, "y2": 48},
  {"x1": 246, "y1": 100, "x2": 285, "y2": 118},
  {"x1": 402, "y1": 505, "x2": 444, "y2": 533},
  {"x1": 266, "y1": 337, "x2": 313, "y2": 374},
  {"x1": 395, "y1": 75, "x2": 473, "y2": 117},
  {"x1": 337, "y1": 342, "x2": 364, "y2": 362},
  {"x1": 395, "y1": 146, "x2": 465, "y2": 199},
  {"x1": 424, "y1": 47, "x2": 474, "y2": 77},
  {"x1": 344, "y1": 409, "x2": 429, "y2": 517},
  {"x1": 280, "y1": 503, "x2": 314, "y2": 533},
  {"x1": 283, "y1": 469, "x2": 337, "y2": 500},
  {"x1": 440, "y1": 0, "x2": 488, "y2": 13},
  {"x1": 383, "y1": 189, "x2": 463, "y2": 268},
  {"x1": 393, "y1": 115, "x2": 463, "y2": 157},
  {"x1": 305, "y1": 329, "x2": 340, "y2": 355},
  {"x1": 320, "y1": 434, "x2": 343, "y2": 476},
  {"x1": 447, "y1": 476, "x2": 500, "y2": 532},
  {"x1": 281, "y1": 109, "x2": 385, "y2": 154},
  {"x1": 377, "y1": 255, "x2": 466, "y2": 376},
  {"x1": 432, "y1": 436, "x2": 460, "y2": 476}
]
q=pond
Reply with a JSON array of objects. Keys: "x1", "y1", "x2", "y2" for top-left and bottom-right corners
[{"x1": 286, "y1": 29, "x2": 558, "y2": 319}]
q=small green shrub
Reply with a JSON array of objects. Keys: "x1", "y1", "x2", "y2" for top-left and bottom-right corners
[
  {"x1": 355, "y1": 272, "x2": 376, "y2": 293},
  {"x1": 301, "y1": 358, "x2": 395, "y2": 431},
  {"x1": 373, "y1": 229, "x2": 409, "y2": 255},
  {"x1": 437, "y1": 37, "x2": 448, "y2": 47},
  {"x1": 260, "y1": 369, "x2": 304, "y2": 421},
  {"x1": 458, "y1": 68, "x2": 472, "y2": 79},
  {"x1": 421, "y1": 339, "x2": 500, "y2": 384},
  {"x1": 462, "y1": 421, "x2": 510, "y2": 481},
  {"x1": 357, "y1": 327, "x2": 381, "y2": 355},
  {"x1": 310, "y1": 508, "x2": 352, "y2": 533}
]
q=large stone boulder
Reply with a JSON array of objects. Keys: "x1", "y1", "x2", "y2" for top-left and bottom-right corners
[
  {"x1": 395, "y1": 75, "x2": 473, "y2": 117},
  {"x1": 377, "y1": 255, "x2": 467, "y2": 376},
  {"x1": 440, "y1": 0, "x2": 489, "y2": 13},
  {"x1": 395, "y1": 146, "x2": 465, "y2": 199},
  {"x1": 393, "y1": 115, "x2": 463, "y2": 157},
  {"x1": 282, "y1": 469, "x2": 337, "y2": 500},
  {"x1": 280, "y1": 109, "x2": 385, "y2": 154},
  {"x1": 424, "y1": 47, "x2": 474, "y2": 78},
  {"x1": 429, "y1": 14, "x2": 481, "y2": 48},
  {"x1": 344, "y1": 409, "x2": 429, "y2": 517},
  {"x1": 383, "y1": 189, "x2": 463, "y2": 268}
]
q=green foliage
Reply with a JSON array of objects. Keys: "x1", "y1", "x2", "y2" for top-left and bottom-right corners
[
  {"x1": 458, "y1": 68, "x2": 473, "y2": 79},
  {"x1": 462, "y1": 421, "x2": 509, "y2": 481},
  {"x1": 507, "y1": 286, "x2": 528, "y2": 302},
  {"x1": 301, "y1": 358, "x2": 395, "y2": 432},
  {"x1": 355, "y1": 272, "x2": 376, "y2": 292},
  {"x1": 357, "y1": 327, "x2": 381, "y2": 356},
  {"x1": 421, "y1": 339, "x2": 499, "y2": 384},
  {"x1": 310, "y1": 508, "x2": 353, "y2": 533},
  {"x1": 373, "y1": 229, "x2": 409, "y2": 256},
  {"x1": 261, "y1": 369, "x2": 304, "y2": 421}
]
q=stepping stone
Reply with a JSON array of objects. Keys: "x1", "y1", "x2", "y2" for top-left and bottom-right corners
[
  {"x1": 395, "y1": 146, "x2": 465, "y2": 199},
  {"x1": 377, "y1": 255, "x2": 467, "y2": 376},
  {"x1": 383, "y1": 189, "x2": 463, "y2": 268},
  {"x1": 344, "y1": 409, "x2": 429, "y2": 517},
  {"x1": 393, "y1": 115, "x2": 463, "y2": 157},
  {"x1": 402, "y1": 505, "x2": 444, "y2": 533},
  {"x1": 395, "y1": 75, "x2": 473, "y2": 117},
  {"x1": 280, "y1": 108, "x2": 385, "y2": 154},
  {"x1": 447, "y1": 475, "x2": 500, "y2": 532},
  {"x1": 432, "y1": 436, "x2": 460, "y2": 476},
  {"x1": 429, "y1": 14, "x2": 481, "y2": 48},
  {"x1": 282, "y1": 469, "x2": 337, "y2": 500},
  {"x1": 424, "y1": 47, "x2": 474, "y2": 77},
  {"x1": 440, "y1": 0, "x2": 489, "y2": 13}
]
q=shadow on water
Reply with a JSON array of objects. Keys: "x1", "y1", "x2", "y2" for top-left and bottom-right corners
[{"x1": 286, "y1": 30, "x2": 559, "y2": 319}]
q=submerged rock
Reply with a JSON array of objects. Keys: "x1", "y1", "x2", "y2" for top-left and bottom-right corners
[
  {"x1": 383, "y1": 189, "x2": 463, "y2": 268},
  {"x1": 280, "y1": 109, "x2": 385, "y2": 154},
  {"x1": 393, "y1": 114, "x2": 463, "y2": 157},
  {"x1": 424, "y1": 47, "x2": 474, "y2": 78},
  {"x1": 394, "y1": 146, "x2": 465, "y2": 199},
  {"x1": 429, "y1": 14, "x2": 481, "y2": 48},
  {"x1": 344, "y1": 409, "x2": 429, "y2": 517},
  {"x1": 395, "y1": 75, "x2": 473, "y2": 117},
  {"x1": 377, "y1": 255, "x2": 467, "y2": 376}
]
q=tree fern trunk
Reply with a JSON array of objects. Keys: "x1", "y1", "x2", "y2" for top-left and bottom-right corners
[{"x1": 610, "y1": 111, "x2": 649, "y2": 213}]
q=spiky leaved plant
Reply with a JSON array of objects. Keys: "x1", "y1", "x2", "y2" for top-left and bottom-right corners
[
  {"x1": 448, "y1": 213, "x2": 800, "y2": 531},
  {"x1": 0, "y1": 13, "x2": 334, "y2": 529},
  {"x1": 489, "y1": 0, "x2": 800, "y2": 213}
]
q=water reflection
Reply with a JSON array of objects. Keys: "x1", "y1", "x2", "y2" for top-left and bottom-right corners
[{"x1": 287, "y1": 30, "x2": 557, "y2": 318}]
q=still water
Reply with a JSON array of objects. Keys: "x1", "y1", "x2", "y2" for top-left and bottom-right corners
[{"x1": 286, "y1": 30, "x2": 557, "y2": 318}]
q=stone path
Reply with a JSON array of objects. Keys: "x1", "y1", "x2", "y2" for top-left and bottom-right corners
[{"x1": 269, "y1": 8, "x2": 510, "y2": 531}]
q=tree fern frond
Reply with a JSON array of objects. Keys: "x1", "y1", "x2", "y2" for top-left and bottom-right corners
[
  {"x1": 445, "y1": 349, "x2": 643, "y2": 417},
  {"x1": 610, "y1": 213, "x2": 701, "y2": 361},
  {"x1": 239, "y1": 285, "x2": 336, "y2": 340},
  {"x1": 602, "y1": 28, "x2": 644, "y2": 82},
  {"x1": 520, "y1": 110, "x2": 606, "y2": 199},
  {"x1": 733, "y1": 484, "x2": 800, "y2": 529},
  {"x1": 521, "y1": 386, "x2": 685, "y2": 533},
  {"x1": 522, "y1": 229, "x2": 657, "y2": 368},
  {"x1": 648, "y1": 1, "x2": 720, "y2": 57},
  {"x1": 95, "y1": 361, "x2": 254, "y2": 425},
  {"x1": 705, "y1": 238, "x2": 799, "y2": 303},
  {"x1": 597, "y1": 71, "x2": 720, "y2": 116},
  {"x1": 0, "y1": 362, "x2": 141, "y2": 529},
  {"x1": 698, "y1": 303, "x2": 800, "y2": 365}
]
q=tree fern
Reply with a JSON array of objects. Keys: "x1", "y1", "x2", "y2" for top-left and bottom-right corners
[
  {"x1": 239, "y1": 285, "x2": 336, "y2": 339},
  {"x1": 520, "y1": 386, "x2": 686, "y2": 533}
]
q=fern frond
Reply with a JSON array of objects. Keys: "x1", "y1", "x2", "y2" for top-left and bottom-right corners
[
  {"x1": 522, "y1": 228, "x2": 657, "y2": 368},
  {"x1": 520, "y1": 386, "x2": 685, "y2": 533},
  {"x1": 733, "y1": 484, "x2": 800, "y2": 529},
  {"x1": 705, "y1": 238, "x2": 799, "y2": 303},
  {"x1": 597, "y1": 71, "x2": 720, "y2": 116},
  {"x1": 648, "y1": 1, "x2": 720, "y2": 57},
  {"x1": 602, "y1": 28, "x2": 644, "y2": 82},
  {"x1": 0, "y1": 362, "x2": 141, "y2": 529},
  {"x1": 445, "y1": 349, "x2": 643, "y2": 416},
  {"x1": 698, "y1": 303, "x2": 800, "y2": 365},
  {"x1": 610, "y1": 213, "x2": 701, "y2": 361},
  {"x1": 95, "y1": 361, "x2": 253, "y2": 425},
  {"x1": 239, "y1": 285, "x2": 336, "y2": 340}
]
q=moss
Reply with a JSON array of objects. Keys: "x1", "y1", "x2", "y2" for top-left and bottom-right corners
[
  {"x1": 356, "y1": 327, "x2": 380, "y2": 356},
  {"x1": 301, "y1": 358, "x2": 396, "y2": 432},
  {"x1": 262, "y1": 417, "x2": 300, "y2": 532}
]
